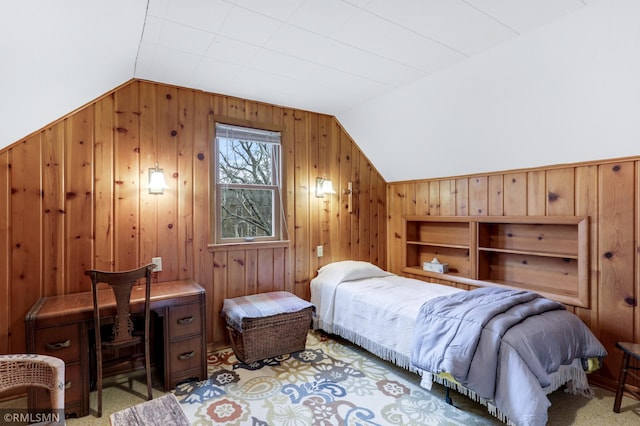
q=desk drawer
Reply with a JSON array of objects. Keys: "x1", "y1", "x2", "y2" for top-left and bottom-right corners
[
  {"x1": 63, "y1": 363, "x2": 83, "y2": 407},
  {"x1": 169, "y1": 336, "x2": 203, "y2": 375},
  {"x1": 34, "y1": 323, "x2": 82, "y2": 362},
  {"x1": 31, "y1": 363, "x2": 82, "y2": 413},
  {"x1": 168, "y1": 303, "x2": 202, "y2": 338}
]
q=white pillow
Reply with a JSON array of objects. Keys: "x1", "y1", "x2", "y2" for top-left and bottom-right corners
[{"x1": 317, "y1": 260, "x2": 393, "y2": 283}]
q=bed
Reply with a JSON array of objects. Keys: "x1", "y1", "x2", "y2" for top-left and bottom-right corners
[{"x1": 310, "y1": 260, "x2": 607, "y2": 426}]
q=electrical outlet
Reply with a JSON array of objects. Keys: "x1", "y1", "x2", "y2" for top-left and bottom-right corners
[
  {"x1": 317, "y1": 245, "x2": 323, "y2": 257},
  {"x1": 151, "y1": 257, "x2": 162, "y2": 272}
]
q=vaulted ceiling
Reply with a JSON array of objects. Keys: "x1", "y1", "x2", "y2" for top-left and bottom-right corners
[{"x1": 3, "y1": 0, "x2": 624, "y2": 181}]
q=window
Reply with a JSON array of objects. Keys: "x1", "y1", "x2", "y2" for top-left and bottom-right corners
[{"x1": 213, "y1": 122, "x2": 282, "y2": 244}]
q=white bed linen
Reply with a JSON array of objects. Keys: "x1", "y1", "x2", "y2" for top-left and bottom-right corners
[{"x1": 310, "y1": 273, "x2": 461, "y2": 370}]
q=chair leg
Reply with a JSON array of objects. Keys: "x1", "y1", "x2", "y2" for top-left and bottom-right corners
[
  {"x1": 96, "y1": 350, "x2": 103, "y2": 417},
  {"x1": 145, "y1": 337, "x2": 153, "y2": 401},
  {"x1": 614, "y1": 352, "x2": 630, "y2": 413}
]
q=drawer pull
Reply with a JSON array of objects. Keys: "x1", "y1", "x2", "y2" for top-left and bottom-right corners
[
  {"x1": 178, "y1": 350, "x2": 195, "y2": 360},
  {"x1": 46, "y1": 339, "x2": 71, "y2": 351},
  {"x1": 64, "y1": 381, "x2": 71, "y2": 390},
  {"x1": 177, "y1": 316, "x2": 194, "y2": 325}
]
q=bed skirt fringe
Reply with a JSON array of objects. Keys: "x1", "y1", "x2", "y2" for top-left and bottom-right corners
[{"x1": 330, "y1": 324, "x2": 420, "y2": 372}]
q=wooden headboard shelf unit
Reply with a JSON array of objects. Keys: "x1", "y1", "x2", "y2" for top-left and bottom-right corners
[{"x1": 403, "y1": 215, "x2": 589, "y2": 308}]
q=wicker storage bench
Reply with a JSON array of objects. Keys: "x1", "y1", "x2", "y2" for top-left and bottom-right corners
[{"x1": 221, "y1": 291, "x2": 315, "y2": 363}]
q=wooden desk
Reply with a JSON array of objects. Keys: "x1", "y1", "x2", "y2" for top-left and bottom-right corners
[{"x1": 25, "y1": 280, "x2": 206, "y2": 418}]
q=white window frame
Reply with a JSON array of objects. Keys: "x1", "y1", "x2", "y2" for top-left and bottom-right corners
[{"x1": 212, "y1": 121, "x2": 283, "y2": 245}]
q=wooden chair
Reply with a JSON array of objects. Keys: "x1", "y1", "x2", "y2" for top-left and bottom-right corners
[
  {"x1": 86, "y1": 264, "x2": 155, "y2": 417},
  {"x1": 0, "y1": 354, "x2": 65, "y2": 424},
  {"x1": 613, "y1": 341, "x2": 640, "y2": 413}
]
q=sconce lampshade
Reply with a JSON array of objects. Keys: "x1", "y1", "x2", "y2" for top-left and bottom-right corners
[
  {"x1": 316, "y1": 177, "x2": 336, "y2": 198},
  {"x1": 322, "y1": 179, "x2": 336, "y2": 194},
  {"x1": 149, "y1": 164, "x2": 169, "y2": 194}
]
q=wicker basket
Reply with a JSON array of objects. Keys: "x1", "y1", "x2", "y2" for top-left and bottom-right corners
[{"x1": 226, "y1": 307, "x2": 313, "y2": 363}]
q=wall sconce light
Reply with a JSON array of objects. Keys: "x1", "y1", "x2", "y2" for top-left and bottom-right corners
[
  {"x1": 148, "y1": 163, "x2": 169, "y2": 194},
  {"x1": 315, "y1": 177, "x2": 336, "y2": 198}
]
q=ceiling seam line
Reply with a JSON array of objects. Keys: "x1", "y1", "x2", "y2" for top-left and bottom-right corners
[{"x1": 134, "y1": 0, "x2": 151, "y2": 78}]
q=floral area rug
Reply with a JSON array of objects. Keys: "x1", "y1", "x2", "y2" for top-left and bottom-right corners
[{"x1": 173, "y1": 330, "x2": 492, "y2": 425}]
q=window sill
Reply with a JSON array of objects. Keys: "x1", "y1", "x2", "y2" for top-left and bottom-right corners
[{"x1": 208, "y1": 240, "x2": 290, "y2": 252}]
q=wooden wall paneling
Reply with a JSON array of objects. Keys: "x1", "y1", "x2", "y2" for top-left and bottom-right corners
[
  {"x1": 194, "y1": 96, "x2": 213, "y2": 343},
  {"x1": 369, "y1": 166, "x2": 379, "y2": 264},
  {"x1": 156, "y1": 86, "x2": 179, "y2": 280},
  {"x1": 226, "y1": 97, "x2": 245, "y2": 120},
  {"x1": 469, "y1": 176, "x2": 488, "y2": 216},
  {"x1": 259, "y1": 101, "x2": 275, "y2": 123},
  {"x1": 282, "y1": 109, "x2": 296, "y2": 294},
  {"x1": 257, "y1": 248, "x2": 274, "y2": 293},
  {"x1": 358, "y1": 156, "x2": 371, "y2": 261},
  {"x1": 273, "y1": 247, "x2": 286, "y2": 292},
  {"x1": 504, "y1": 172, "x2": 527, "y2": 216},
  {"x1": 455, "y1": 178, "x2": 469, "y2": 216},
  {"x1": 575, "y1": 165, "x2": 599, "y2": 327},
  {"x1": 546, "y1": 168, "x2": 575, "y2": 216},
  {"x1": 246, "y1": 100, "x2": 260, "y2": 123},
  {"x1": 212, "y1": 251, "x2": 227, "y2": 344},
  {"x1": 113, "y1": 83, "x2": 140, "y2": 270},
  {"x1": 339, "y1": 131, "x2": 352, "y2": 259},
  {"x1": 93, "y1": 94, "x2": 115, "y2": 271},
  {"x1": 439, "y1": 180, "x2": 456, "y2": 216},
  {"x1": 293, "y1": 110, "x2": 310, "y2": 297},
  {"x1": 350, "y1": 145, "x2": 360, "y2": 260},
  {"x1": 488, "y1": 175, "x2": 504, "y2": 216},
  {"x1": 316, "y1": 114, "x2": 332, "y2": 269},
  {"x1": 597, "y1": 161, "x2": 635, "y2": 380},
  {"x1": 65, "y1": 108, "x2": 94, "y2": 294},
  {"x1": 527, "y1": 170, "x2": 546, "y2": 216},
  {"x1": 138, "y1": 82, "x2": 159, "y2": 277},
  {"x1": 0, "y1": 151, "x2": 9, "y2": 353},
  {"x1": 405, "y1": 183, "x2": 416, "y2": 216},
  {"x1": 387, "y1": 183, "x2": 406, "y2": 272},
  {"x1": 177, "y1": 89, "x2": 195, "y2": 280},
  {"x1": 10, "y1": 135, "x2": 42, "y2": 353},
  {"x1": 42, "y1": 124, "x2": 65, "y2": 296},
  {"x1": 429, "y1": 181, "x2": 440, "y2": 216},
  {"x1": 245, "y1": 249, "x2": 258, "y2": 295},
  {"x1": 415, "y1": 182, "x2": 430, "y2": 216},
  {"x1": 227, "y1": 250, "x2": 246, "y2": 297},
  {"x1": 378, "y1": 174, "x2": 387, "y2": 267},
  {"x1": 327, "y1": 120, "x2": 341, "y2": 265},
  {"x1": 308, "y1": 112, "x2": 320, "y2": 275}
]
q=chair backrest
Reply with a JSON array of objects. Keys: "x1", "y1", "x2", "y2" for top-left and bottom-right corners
[
  {"x1": 0, "y1": 354, "x2": 65, "y2": 410},
  {"x1": 86, "y1": 264, "x2": 154, "y2": 344}
]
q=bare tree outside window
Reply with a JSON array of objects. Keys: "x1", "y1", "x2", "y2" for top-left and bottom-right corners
[{"x1": 214, "y1": 123, "x2": 281, "y2": 243}]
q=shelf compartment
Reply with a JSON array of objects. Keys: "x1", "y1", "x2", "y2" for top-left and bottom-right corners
[
  {"x1": 478, "y1": 222, "x2": 579, "y2": 257},
  {"x1": 406, "y1": 245, "x2": 471, "y2": 276},
  {"x1": 405, "y1": 216, "x2": 471, "y2": 248},
  {"x1": 477, "y1": 251, "x2": 580, "y2": 298}
]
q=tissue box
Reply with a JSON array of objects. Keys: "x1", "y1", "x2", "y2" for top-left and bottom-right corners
[{"x1": 423, "y1": 262, "x2": 449, "y2": 273}]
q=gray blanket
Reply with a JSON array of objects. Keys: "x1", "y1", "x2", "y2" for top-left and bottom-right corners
[{"x1": 410, "y1": 287, "x2": 607, "y2": 426}]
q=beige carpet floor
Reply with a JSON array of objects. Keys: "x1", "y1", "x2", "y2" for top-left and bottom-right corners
[{"x1": 2, "y1": 336, "x2": 639, "y2": 425}]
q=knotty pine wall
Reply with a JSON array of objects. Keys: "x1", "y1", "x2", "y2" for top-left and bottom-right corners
[
  {"x1": 0, "y1": 79, "x2": 387, "y2": 354},
  {"x1": 387, "y1": 160, "x2": 639, "y2": 390}
]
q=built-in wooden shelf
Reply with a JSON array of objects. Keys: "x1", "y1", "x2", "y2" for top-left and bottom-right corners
[{"x1": 402, "y1": 215, "x2": 589, "y2": 308}]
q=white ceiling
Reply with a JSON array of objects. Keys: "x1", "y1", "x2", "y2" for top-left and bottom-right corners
[
  {"x1": 137, "y1": 0, "x2": 593, "y2": 115},
  {"x1": 1, "y1": 0, "x2": 602, "y2": 179}
]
